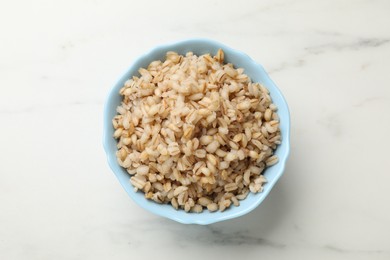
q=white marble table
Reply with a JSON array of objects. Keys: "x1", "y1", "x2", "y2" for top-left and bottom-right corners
[{"x1": 1, "y1": 0, "x2": 389, "y2": 259}]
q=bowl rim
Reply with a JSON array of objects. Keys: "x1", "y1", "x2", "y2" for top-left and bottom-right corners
[{"x1": 103, "y1": 38, "x2": 290, "y2": 224}]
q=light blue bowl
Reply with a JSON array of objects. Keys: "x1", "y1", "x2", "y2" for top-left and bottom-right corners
[{"x1": 103, "y1": 39, "x2": 290, "y2": 225}]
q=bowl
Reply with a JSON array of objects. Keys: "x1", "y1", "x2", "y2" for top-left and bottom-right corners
[{"x1": 103, "y1": 38, "x2": 290, "y2": 225}]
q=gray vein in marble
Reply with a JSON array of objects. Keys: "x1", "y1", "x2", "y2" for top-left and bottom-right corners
[
  {"x1": 353, "y1": 96, "x2": 386, "y2": 108},
  {"x1": 111, "y1": 219, "x2": 390, "y2": 254},
  {"x1": 311, "y1": 30, "x2": 345, "y2": 37},
  {"x1": 100, "y1": 216, "x2": 390, "y2": 254},
  {"x1": 270, "y1": 37, "x2": 390, "y2": 73},
  {"x1": 205, "y1": 226, "x2": 286, "y2": 247},
  {"x1": 323, "y1": 244, "x2": 385, "y2": 254},
  {"x1": 232, "y1": 1, "x2": 297, "y2": 21},
  {"x1": 116, "y1": 219, "x2": 286, "y2": 248},
  {"x1": 305, "y1": 38, "x2": 390, "y2": 55},
  {"x1": 268, "y1": 59, "x2": 306, "y2": 74},
  {"x1": 169, "y1": 1, "x2": 297, "y2": 36},
  {"x1": 0, "y1": 105, "x2": 36, "y2": 114},
  {"x1": 0, "y1": 101, "x2": 102, "y2": 114}
]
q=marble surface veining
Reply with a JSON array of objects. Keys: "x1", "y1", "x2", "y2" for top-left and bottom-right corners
[{"x1": 0, "y1": 0, "x2": 389, "y2": 259}]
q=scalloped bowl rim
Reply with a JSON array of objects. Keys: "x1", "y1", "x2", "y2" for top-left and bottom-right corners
[{"x1": 103, "y1": 38, "x2": 290, "y2": 225}]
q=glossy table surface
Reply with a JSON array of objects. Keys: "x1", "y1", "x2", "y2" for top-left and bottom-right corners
[{"x1": 0, "y1": 0, "x2": 389, "y2": 259}]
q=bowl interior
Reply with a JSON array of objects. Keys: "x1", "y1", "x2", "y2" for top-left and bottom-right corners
[{"x1": 103, "y1": 39, "x2": 290, "y2": 224}]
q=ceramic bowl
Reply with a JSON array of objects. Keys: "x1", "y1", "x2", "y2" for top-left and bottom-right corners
[{"x1": 103, "y1": 39, "x2": 290, "y2": 224}]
